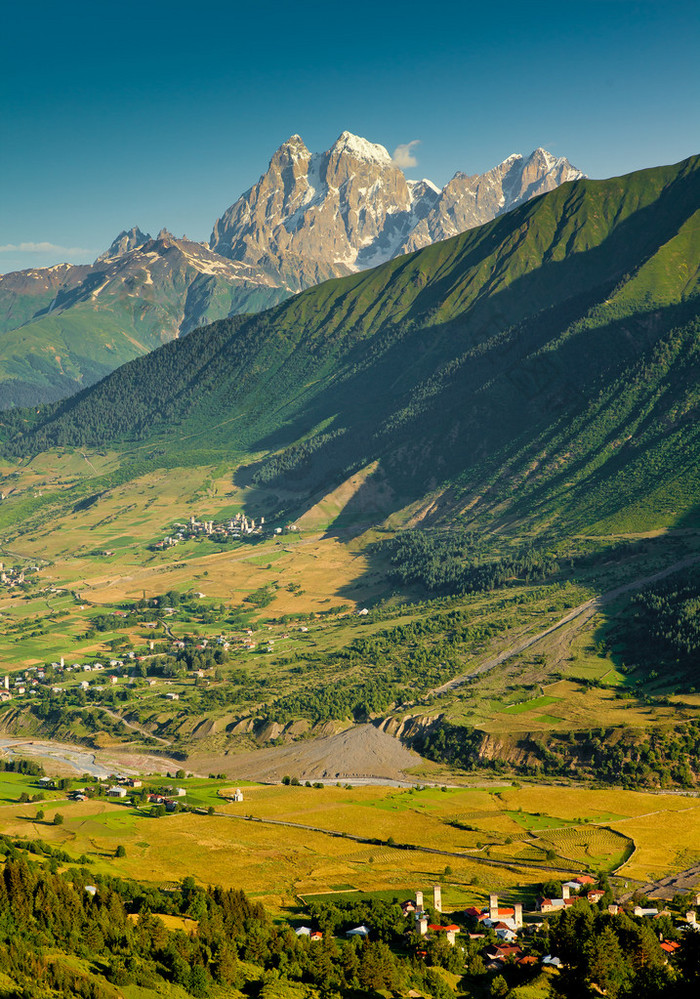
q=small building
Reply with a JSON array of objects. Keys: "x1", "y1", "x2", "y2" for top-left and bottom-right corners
[
  {"x1": 485, "y1": 943, "x2": 522, "y2": 964},
  {"x1": 588, "y1": 889, "x2": 605, "y2": 904},
  {"x1": 495, "y1": 926, "x2": 517, "y2": 943},
  {"x1": 429, "y1": 923, "x2": 460, "y2": 946},
  {"x1": 346, "y1": 925, "x2": 370, "y2": 938},
  {"x1": 107, "y1": 786, "x2": 127, "y2": 798},
  {"x1": 231, "y1": 788, "x2": 244, "y2": 802},
  {"x1": 165, "y1": 692, "x2": 179, "y2": 701},
  {"x1": 38, "y1": 777, "x2": 55, "y2": 789}
]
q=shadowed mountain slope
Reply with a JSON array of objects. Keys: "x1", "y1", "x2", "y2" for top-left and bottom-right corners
[{"x1": 5, "y1": 154, "x2": 699, "y2": 533}]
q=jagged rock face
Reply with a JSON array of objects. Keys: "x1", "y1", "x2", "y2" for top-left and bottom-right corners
[
  {"x1": 95, "y1": 226, "x2": 151, "y2": 263},
  {"x1": 210, "y1": 131, "x2": 441, "y2": 290},
  {"x1": 211, "y1": 135, "x2": 584, "y2": 288},
  {"x1": 401, "y1": 148, "x2": 584, "y2": 253}
]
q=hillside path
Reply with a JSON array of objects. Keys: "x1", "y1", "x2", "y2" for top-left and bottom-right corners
[
  {"x1": 431, "y1": 553, "x2": 700, "y2": 696},
  {"x1": 100, "y1": 708, "x2": 172, "y2": 747}
]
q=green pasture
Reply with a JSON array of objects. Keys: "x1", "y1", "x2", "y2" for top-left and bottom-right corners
[{"x1": 501, "y1": 696, "x2": 561, "y2": 715}]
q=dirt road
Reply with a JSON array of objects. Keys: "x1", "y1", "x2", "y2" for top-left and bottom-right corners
[{"x1": 432, "y1": 553, "x2": 700, "y2": 696}]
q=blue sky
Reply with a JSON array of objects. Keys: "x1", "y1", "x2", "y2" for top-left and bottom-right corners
[{"x1": 2, "y1": 0, "x2": 698, "y2": 272}]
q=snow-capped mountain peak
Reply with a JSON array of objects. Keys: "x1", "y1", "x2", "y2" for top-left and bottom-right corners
[
  {"x1": 330, "y1": 130, "x2": 393, "y2": 165},
  {"x1": 210, "y1": 133, "x2": 584, "y2": 289}
]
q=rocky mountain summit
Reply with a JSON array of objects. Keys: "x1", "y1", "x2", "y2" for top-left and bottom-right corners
[
  {"x1": 0, "y1": 131, "x2": 582, "y2": 407},
  {"x1": 210, "y1": 132, "x2": 584, "y2": 289},
  {"x1": 400, "y1": 147, "x2": 584, "y2": 253}
]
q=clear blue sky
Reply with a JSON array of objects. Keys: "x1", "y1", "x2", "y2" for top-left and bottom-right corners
[{"x1": 2, "y1": 0, "x2": 698, "y2": 272}]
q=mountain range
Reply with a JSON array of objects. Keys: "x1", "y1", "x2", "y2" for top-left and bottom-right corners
[
  {"x1": 209, "y1": 132, "x2": 581, "y2": 288},
  {"x1": 9, "y1": 153, "x2": 699, "y2": 537},
  {"x1": 0, "y1": 134, "x2": 583, "y2": 407}
]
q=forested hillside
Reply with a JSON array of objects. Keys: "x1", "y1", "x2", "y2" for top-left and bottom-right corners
[{"x1": 3, "y1": 154, "x2": 699, "y2": 534}]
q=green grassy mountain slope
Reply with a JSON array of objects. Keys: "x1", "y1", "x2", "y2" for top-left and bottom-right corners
[
  {"x1": 5, "y1": 155, "x2": 699, "y2": 534},
  {"x1": 0, "y1": 232, "x2": 287, "y2": 408}
]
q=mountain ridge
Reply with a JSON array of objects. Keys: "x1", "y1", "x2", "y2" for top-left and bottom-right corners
[
  {"x1": 0, "y1": 133, "x2": 583, "y2": 409},
  {"x1": 209, "y1": 132, "x2": 584, "y2": 288},
  {"x1": 7, "y1": 154, "x2": 698, "y2": 536}
]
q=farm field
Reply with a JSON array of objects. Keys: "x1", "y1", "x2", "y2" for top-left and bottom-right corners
[
  {"x1": 1, "y1": 446, "x2": 700, "y2": 828},
  {"x1": 0, "y1": 769, "x2": 698, "y2": 915}
]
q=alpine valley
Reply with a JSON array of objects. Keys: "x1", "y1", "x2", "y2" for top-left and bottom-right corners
[
  {"x1": 0, "y1": 148, "x2": 699, "y2": 999},
  {"x1": 0, "y1": 133, "x2": 582, "y2": 407}
]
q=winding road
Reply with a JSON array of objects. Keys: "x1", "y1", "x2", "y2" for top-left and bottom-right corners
[{"x1": 431, "y1": 553, "x2": 700, "y2": 696}]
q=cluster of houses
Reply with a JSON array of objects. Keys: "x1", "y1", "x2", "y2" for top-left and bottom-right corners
[
  {"x1": 146, "y1": 786, "x2": 189, "y2": 811},
  {"x1": 538, "y1": 875, "x2": 604, "y2": 912},
  {"x1": 294, "y1": 880, "x2": 700, "y2": 972},
  {"x1": 0, "y1": 657, "x2": 144, "y2": 703},
  {"x1": 36, "y1": 774, "x2": 144, "y2": 802},
  {"x1": 152, "y1": 513, "x2": 268, "y2": 551},
  {"x1": 0, "y1": 562, "x2": 27, "y2": 588},
  {"x1": 0, "y1": 654, "x2": 193, "y2": 705}
]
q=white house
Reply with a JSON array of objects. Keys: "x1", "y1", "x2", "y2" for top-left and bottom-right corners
[{"x1": 346, "y1": 925, "x2": 370, "y2": 937}]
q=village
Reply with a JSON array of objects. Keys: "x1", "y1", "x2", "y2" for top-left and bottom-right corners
[
  {"x1": 0, "y1": 561, "x2": 39, "y2": 589},
  {"x1": 296, "y1": 880, "x2": 700, "y2": 976},
  {"x1": 150, "y1": 511, "x2": 299, "y2": 551}
]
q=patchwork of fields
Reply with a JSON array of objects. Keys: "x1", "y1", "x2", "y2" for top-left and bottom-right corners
[{"x1": 0, "y1": 769, "x2": 697, "y2": 914}]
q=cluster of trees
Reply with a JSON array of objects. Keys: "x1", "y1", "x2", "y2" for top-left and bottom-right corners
[
  {"x1": 618, "y1": 567, "x2": 700, "y2": 684},
  {"x1": 377, "y1": 530, "x2": 561, "y2": 596},
  {"x1": 538, "y1": 723, "x2": 700, "y2": 788},
  {"x1": 544, "y1": 902, "x2": 699, "y2": 997},
  {"x1": 0, "y1": 863, "x2": 455, "y2": 998},
  {"x1": 411, "y1": 717, "x2": 700, "y2": 789},
  {"x1": 0, "y1": 758, "x2": 44, "y2": 777},
  {"x1": 260, "y1": 599, "x2": 514, "y2": 727}
]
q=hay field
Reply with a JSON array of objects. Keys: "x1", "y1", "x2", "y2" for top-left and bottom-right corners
[{"x1": 0, "y1": 777, "x2": 698, "y2": 910}]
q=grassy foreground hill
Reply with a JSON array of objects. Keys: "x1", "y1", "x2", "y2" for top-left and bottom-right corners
[{"x1": 4, "y1": 153, "x2": 699, "y2": 536}]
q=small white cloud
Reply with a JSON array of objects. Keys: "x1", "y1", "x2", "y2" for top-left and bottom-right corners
[
  {"x1": 0, "y1": 241, "x2": 92, "y2": 257},
  {"x1": 391, "y1": 140, "x2": 421, "y2": 170}
]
